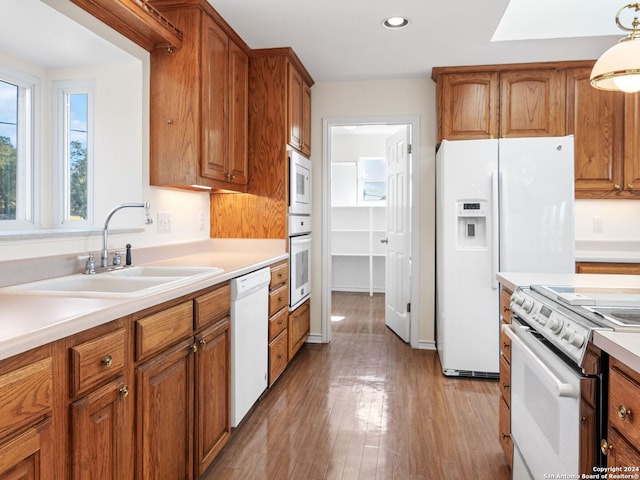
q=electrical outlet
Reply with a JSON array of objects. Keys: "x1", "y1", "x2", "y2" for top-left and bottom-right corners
[
  {"x1": 157, "y1": 212, "x2": 172, "y2": 234},
  {"x1": 593, "y1": 216, "x2": 603, "y2": 233},
  {"x1": 198, "y1": 212, "x2": 206, "y2": 232}
]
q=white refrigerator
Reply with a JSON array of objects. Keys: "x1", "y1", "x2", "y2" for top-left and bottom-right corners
[{"x1": 435, "y1": 136, "x2": 575, "y2": 377}]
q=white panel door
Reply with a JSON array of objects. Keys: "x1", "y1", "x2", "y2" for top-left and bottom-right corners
[{"x1": 384, "y1": 126, "x2": 411, "y2": 342}]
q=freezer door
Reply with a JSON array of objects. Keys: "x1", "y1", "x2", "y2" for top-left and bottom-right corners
[
  {"x1": 499, "y1": 136, "x2": 575, "y2": 273},
  {"x1": 435, "y1": 139, "x2": 500, "y2": 375}
]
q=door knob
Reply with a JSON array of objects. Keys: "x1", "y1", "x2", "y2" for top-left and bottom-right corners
[{"x1": 380, "y1": 238, "x2": 389, "y2": 244}]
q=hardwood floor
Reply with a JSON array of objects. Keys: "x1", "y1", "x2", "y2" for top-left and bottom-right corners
[{"x1": 203, "y1": 292, "x2": 510, "y2": 479}]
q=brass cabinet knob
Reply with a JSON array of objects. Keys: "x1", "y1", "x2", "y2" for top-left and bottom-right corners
[
  {"x1": 503, "y1": 342, "x2": 510, "y2": 350},
  {"x1": 119, "y1": 385, "x2": 129, "y2": 398},
  {"x1": 502, "y1": 383, "x2": 510, "y2": 390},
  {"x1": 191, "y1": 344, "x2": 198, "y2": 353},
  {"x1": 629, "y1": 184, "x2": 634, "y2": 189},
  {"x1": 101, "y1": 355, "x2": 113, "y2": 368},
  {"x1": 601, "y1": 438, "x2": 613, "y2": 455},
  {"x1": 200, "y1": 338, "x2": 207, "y2": 346},
  {"x1": 618, "y1": 404, "x2": 632, "y2": 420},
  {"x1": 614, "y1": 184, "x2": 622, "y2": 190}
]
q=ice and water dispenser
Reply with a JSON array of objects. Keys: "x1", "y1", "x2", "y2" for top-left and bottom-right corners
[{"x1": 456, "y1": 201, "x2": 488, "y2": 248}]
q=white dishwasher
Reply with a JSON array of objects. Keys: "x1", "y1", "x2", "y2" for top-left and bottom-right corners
[{"x1": 230, "y1": 267, "x2": 270, "y2": 427}]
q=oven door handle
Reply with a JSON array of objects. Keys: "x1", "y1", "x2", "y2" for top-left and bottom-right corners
[{"x1": 503, "y1": 324, "x2": 579, "y2": 399}]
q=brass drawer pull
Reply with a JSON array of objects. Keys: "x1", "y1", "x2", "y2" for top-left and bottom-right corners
[
  {"x1": 200, "y1": 338, "x2": 207, "y2": 346},
  {"x1": 503, "y1": 342, "x2": 510, "y2": 350},
  {"x1": 191, "y1": 344, "x2": 198, "y2": 353},
  {"x1": 101, "y1": 355, "x2": 113, "y2": 368},
  {"x1": 502, "y1": 383, "x2": 509, "y2": 390},
  {"x1": 618, "y1": 404, "x2": 632, "y2": 420},
  {"x1": 601, "y1": 439, "x2": 613, "y2": 455},
  {"x1": 119, "y1": 385, "x2": 129, "y2": 398}
]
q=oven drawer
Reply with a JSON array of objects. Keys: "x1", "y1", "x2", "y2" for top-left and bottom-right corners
[{"x1": 609, "y1": 363, "x2": 640, "y2": 447}]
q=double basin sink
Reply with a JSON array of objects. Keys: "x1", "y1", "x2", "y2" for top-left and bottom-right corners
[{"x1": 0, "y1": 266, "x2": 224, "y2": 298}]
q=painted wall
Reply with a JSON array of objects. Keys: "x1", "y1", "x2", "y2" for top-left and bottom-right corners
[
  {"x1": 0, "y1": 40, "x2": 210, "y2": 262},
  {"x1": 575, "y1": 199, "x2": 640, "y2": 242},
  {"x1": 310, "y1": 78, "x2": 437, "y2": 346}
]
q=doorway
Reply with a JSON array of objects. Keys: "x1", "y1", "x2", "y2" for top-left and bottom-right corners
[{"x1": 321, "y1": 115, "x2": 420, "y2": 346}]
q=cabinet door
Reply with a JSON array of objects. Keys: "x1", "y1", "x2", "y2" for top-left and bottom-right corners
[
  {"x1": 301, "y1": 82, "x2": 312, "y2": 156},
  {"x1": 288, "y1": 301, "x2": 310, "y2": 360},
  {"x1": 288, "y1": 64, "x2": 303, "y2": 150},
  {"x1": 500, "y1": 69, "x2": 565, "y2": 137},
  {"x1": 136, "y1": 339, "x2": 194, "y2": 480},
  {"x1": 194, "y1": 319, "x2": 230, "y2": 477},
  {"x1": 0, "y1": 420, "x2": 51, "y2": 480},
  {"x1": 228, "y1": 40, "x2": 249, "y2": 185},
  {"x1": 624, "y1": 92, "x2": 640, "y2": 194},
  {"x1": 200, "y1": 14, "x2": 229, "y2": 182},
  {"x1": 71, "y1": 376, "x2": 131, "y2": 480},
  {"x1": 438, "y1": 72, "x2": 499, "y2": 140},
  {"x1": 567, "y1": 67, "x2": 625, "y2": 197}
]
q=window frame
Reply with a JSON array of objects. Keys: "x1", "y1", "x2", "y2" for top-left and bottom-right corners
[
  {"x1": 52, "y1": 79, "x2": 95, "y2": 229},
  {"x1": 0, "y1": 66, "x2": 39, "y2": 231}
]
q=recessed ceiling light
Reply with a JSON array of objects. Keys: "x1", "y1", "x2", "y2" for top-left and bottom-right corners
[{"x1": 383, "y1": 16, "x2": 410, "y2": 29}]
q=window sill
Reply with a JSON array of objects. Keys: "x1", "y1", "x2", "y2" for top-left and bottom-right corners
[{"x1": 0, "y1": 227, "x2": 143, "y2": 242}]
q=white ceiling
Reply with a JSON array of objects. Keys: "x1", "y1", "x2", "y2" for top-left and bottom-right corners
[
  {"x1": 0, "y1": 0, "x2": 629, "y2": 82},
  {"x1": 208, "y1": 0, "x2": 625, "y2": 82}
]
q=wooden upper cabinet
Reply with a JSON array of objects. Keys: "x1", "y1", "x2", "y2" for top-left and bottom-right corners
[
  {"x1": 288, "y1": 63, "x2": 312, "y2": 156},
  {"x1": 499, "y1": 69, "x2": 565, "y2": 138},
  {"x1": 149, "y1": 0, "x2": 249, "y2": 191},
  {"x1": 437, "y1": 72, "x2": 499, "y2": 140},
  {"x1": 624, "y1": 93, "x2": 640, "y2": 195},
  {"x1": 566, "y1": 67, "x2": 625, "y2": 197}
]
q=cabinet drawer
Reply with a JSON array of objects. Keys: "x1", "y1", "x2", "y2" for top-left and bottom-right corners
[
  {"x1": 500, "y1": 354, "x2": 511, "y2": 407},
  {"x1": 270, "y1": 262, "x2": 288, "y2": 289},
  {"x1": 0, "y1": 357, "x2": 53, "y2": 439},
  {"x1": 70, "y1": 327, "x2": 126, "y2": 397},
  {"x1": 194, "y1": 283, "x2": 230, "y2": 330},
  {"x1": 269, "y1": 308, "x2": 288, "y2": 341},
  {"x1": 269, "y1": 330, "x2": 288, "y2": 386},
  {"x1": 136, "y1": 301, "x2": 193, "y2": 361},
  {"x1": 500, "y1": 287, "x2": 513, "y2": 323},
  {"x1": 609, "y1": 365, "x2": 640, "y2": 446},
  {"x1": 269, "y1": 284, "x2": 289, "y2": 317},
  {"x1": 499, "y1": 397, "x2": 513, "y2": 467},
  {"x1": 500, "y1": 325, "x2": 511, "y2": 363}
]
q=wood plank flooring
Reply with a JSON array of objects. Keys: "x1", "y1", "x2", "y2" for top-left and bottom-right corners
[{"x1": 203, "y1": 292, "x2": 511, "y2": 479}]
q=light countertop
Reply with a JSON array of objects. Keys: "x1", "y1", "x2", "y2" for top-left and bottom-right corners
[
  {"x1": 0, "y1": 240, "x2": 287, "y2": 362},
  {"x1": 593, "y1": 331, "x2": 640, "y2": 373}
]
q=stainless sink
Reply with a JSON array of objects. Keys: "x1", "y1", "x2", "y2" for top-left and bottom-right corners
[{"x1": 0, "y1": 266, "x2": 224, "y2": 298}]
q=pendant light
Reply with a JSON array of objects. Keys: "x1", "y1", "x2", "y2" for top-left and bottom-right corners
[{"x1": 590, "y1": 3, "x2": 640, "y2": 93}]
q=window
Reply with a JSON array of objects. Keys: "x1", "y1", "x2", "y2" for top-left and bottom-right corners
[
  {"x1": 53, "y1": 80, "x2": 94, "y2": 227},
  {"x1": 357, "y1": 157, "x2": 387, "y2": 206},
  {"x1": 0, "y1": 70, "x2": 36, "y2": 228}
]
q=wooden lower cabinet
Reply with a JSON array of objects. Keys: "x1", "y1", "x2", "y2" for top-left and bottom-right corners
[
  {"x1": 0, "y1": 419, "x2": 52, "y2": 480},
  {"x1": 136, "y1": 338, "x2": 195, "y2": 480},
  {"x1": 71, "y1": 376, "x2": 130, "y2": 480},
  {"x1": 498, "y1": 285, "x2": 513, "y2": 467},
  {"x1": 603, "y1": 357, "x2": 640, "y2": 468},
  {"x1": 195, "y1": 319, "x2": 231, "y2": 476},
  {"x1": 288, "y1": 300, "x2": 310, "y2": 361}
]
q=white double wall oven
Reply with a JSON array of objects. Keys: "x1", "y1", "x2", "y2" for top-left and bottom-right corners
[{"x1": 289, "y1": 149, "x2": 311, "y2": 310}]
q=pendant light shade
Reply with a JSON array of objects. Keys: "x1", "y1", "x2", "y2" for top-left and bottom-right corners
[{"x1": 591, "y1": 3, "x2": 640, "y2": 93}]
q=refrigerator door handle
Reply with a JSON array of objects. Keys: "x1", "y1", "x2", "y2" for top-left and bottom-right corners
[{"x1": 491, "y1": 171, "x2": 499, "y2": 290}]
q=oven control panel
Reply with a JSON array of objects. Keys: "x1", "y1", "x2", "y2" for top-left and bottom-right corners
[{"x1": 510, "y1": 288, "x2": 591, "y2": 365}]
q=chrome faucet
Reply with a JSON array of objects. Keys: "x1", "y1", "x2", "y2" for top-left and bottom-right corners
[{"x1": 101, "y1": 202, "x2": 152, "y2": 268}]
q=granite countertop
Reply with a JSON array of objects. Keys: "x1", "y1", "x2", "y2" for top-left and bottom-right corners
[{"x1": 0, "y1": 239, "x2": 287, "y2": 362}]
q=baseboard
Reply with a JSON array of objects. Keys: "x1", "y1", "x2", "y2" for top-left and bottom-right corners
[
  {"x1": 306, "y1": 333, "x2": 324, "y2": 344},
  {"x1": 331, "y1": 287, "x2": 385, "y2": 294},
  {"x1": 417, "y1": 340, "x2": 436, "y2": 350}
]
